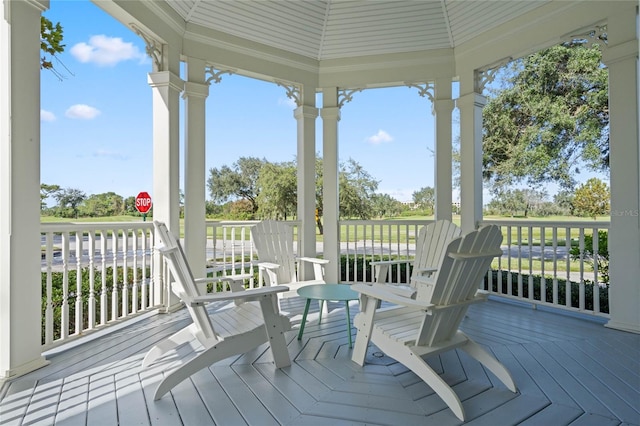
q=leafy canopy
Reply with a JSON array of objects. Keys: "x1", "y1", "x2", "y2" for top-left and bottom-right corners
[{"x1": 483, "y1": 42, "x2": 609, "y2": 191}]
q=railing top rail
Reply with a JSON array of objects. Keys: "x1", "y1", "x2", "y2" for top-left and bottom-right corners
[
  {"x1": 41, "y1": 221, "x2": 155, "y2": 232},
  {"x1": 481, "y1": 219, "x2": 610, "y2": 229},
  {"x1": 339, "y1": 219, "x2": 434, "y2": 226}
]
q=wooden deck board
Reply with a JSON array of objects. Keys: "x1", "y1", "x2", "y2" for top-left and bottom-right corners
[{"x1": 1, "y1": 298, "x2": 639, "y2": 426}]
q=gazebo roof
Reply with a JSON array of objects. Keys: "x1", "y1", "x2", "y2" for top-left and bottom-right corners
[
  {"x1": 161, "y1": 0, "x2": 548, "y2": 61},
  {"x1": 96, "y1": 0, "x2": 614, "y2": 89}
]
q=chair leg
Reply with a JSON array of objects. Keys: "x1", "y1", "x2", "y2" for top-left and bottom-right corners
[
  {"x1": 351, "y1": 295, "x2": 377, "y2": 365},
  {"x1": 399, "y1": 346, "x2": 466, "y2": 421},
  {"x1": 153, "y1": 330, "x2": 265, "y2": 400},
  {"x1": 460, "y1": 339, "x2": 517, "y2": 393},
  {"x1": 142, "y1": 324, "x2": 197, "y2": 368}
]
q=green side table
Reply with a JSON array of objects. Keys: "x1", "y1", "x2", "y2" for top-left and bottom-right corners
[{"x1": 297, "y1": 284, "x2": 359, "y2": 348}]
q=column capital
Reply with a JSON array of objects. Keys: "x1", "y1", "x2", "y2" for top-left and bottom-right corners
[
  {"x1": 456, "y1": 92, "x2": 486, "y2": 109},
  {"x1": 183, "y1": 81, "x2": 209, "y2": 99},
  {"x1": 294, "y1": 105, "x2": 319, "y2": 120},
  {"x1": 602, "y1": 39, "x2": 639, "y2": 66},
  {"x1": 320, "y1": 106, "x2": 340, "y2": 121},
  {"x1": 148, "y1": 71, "x2": 183, "y2": 92},
  {"x1": 432, "y1": 99, "x2": 454, "y2": 115}
]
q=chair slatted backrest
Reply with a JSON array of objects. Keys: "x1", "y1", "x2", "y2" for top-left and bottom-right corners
[
  {"x1": 415, "y1": 225, "x2": 503, "y2": 346},
  {"x1": 154, "y1": 221, "x2": 218, "y2": 342},
  {"x1": 410, "y1": 220, "x2": 461, "y2": 287},
  {"x1": 251, "y1": 220, "x2": 297, "y2": 285}
]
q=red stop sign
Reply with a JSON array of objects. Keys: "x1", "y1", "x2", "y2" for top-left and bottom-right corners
[{"x1": 135, "y1": 192, "x2": 152, "y2": 214}]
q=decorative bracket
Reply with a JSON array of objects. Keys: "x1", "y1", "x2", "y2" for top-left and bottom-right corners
[
  {"x1": 475, "y1": 56, "x2": 512, "y2": 92},
  {"x1": 275, "y1": 81, "x2": 301, "y2": 107},
  {"x1": 406, "y1": 82, "x2": 435, "y2": 103},
  {"x1": 205, "y1": 65, "x2": 235, "y2": 85},
  {"x1": 338, "y1": 88, "x2": 363, "y2": 108},
  {"x1": 130, "y1": 24, "x2": 164, "y2": 71},
  {"x1": 565, "y1": 24, "x2": 608, "y2": 48}
]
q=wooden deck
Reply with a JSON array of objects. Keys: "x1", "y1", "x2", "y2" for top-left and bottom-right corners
[{"x1": 1, "y1": 295, "x2": 639, "y2": 426}]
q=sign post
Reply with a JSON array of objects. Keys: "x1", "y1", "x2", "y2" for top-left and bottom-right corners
[{"x1": 135, "y1": 191, "x2": 152, "y2": 221}]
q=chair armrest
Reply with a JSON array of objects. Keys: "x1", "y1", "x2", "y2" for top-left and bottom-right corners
[
  {"x1": 257, "y1": 262, "x2": 280, "y2": 270},
  {"x1": 352, "y1": 284, "x2": 432, "y2": 310},
  {"x1": 414, "y1": 266, "x2": 438, "y2": 275},
  {"x1": 188, "y1": 285, "x2": 289, "y2": 306},
  {"x1": 297, "y1": 257, "x2": 330, "y2": 265}
]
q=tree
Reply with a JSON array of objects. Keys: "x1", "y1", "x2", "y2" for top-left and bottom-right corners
[
  {"x1": 54, "y1": 188, "x2": 86, "y2": 218},
  {"x1": 79, "y1": 192, "x2": 124, "y2": 217},
  {"x1": 41, "y1": 16, "x2": 68, "y2": 79},
  {"x1": 339, "y1": 158, "x2": 379, "y2": 219},
  {"x1": 487, "y1": 188, "x2": 548, "y2": 217},
  {"x1": 412, "y1": 187, "x2": 435, "y2": 213},
  {"x1": 483, "y1": 43, "x2": 609, "y2": 190},
  {"x1": 40, "y1": 183, "x2": 61, "y2": 210},
  {"x1": 257, "y1": 161, "x2": 297, "y2": 220},
  {"x1": 371, "y1": 193, "x2": 403, "y2": 218},
  {"x1": 207, "y1": 157, "x2": 265, "y2": 213},
  {"x1": 554, "y1": 190, "x2": 576, "y2": 215},
  {"x1": 573, "y1": 178, "x2": 610, "y2": 219}
]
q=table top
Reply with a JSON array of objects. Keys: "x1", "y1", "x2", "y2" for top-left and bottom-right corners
[{"x1": 297, "y1": 284, "x2": 359, "y2": 301}]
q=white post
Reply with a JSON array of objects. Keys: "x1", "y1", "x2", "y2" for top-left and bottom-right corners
[
  {"x1": 148, "y1": 67, "x2": 183, "y2": 310},
  {"x1": 602, "y1": 6, "x2": 640, "y2": 333},
  {"x1": 457, "y1": 82, "x2": 485, "y2": 233},
  {"x1": 183, "y1": 58, "x2": 209, "y2": 279},
  {"x1": 321, "y1": 88, "x2": 341, "y2": 283},
  {"x1": 433, "y1": 78, "x2": 454, "y2": 221},
  {"x1": 294, "y1": 96, "x2": 318, "y2": 281},
  {"x1": 0, "y1": 0, "x2": 50, "y2": 379}
]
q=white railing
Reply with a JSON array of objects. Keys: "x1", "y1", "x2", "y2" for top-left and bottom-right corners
[
  {"x1": 339, "y1": 219, "x2": 433, "y2": 283},
  {"x1": 40, "y1": 222, "x2": 163, "y2": 349},
  {"x1": 39, "y1": 218, "x2": 611, "y2": 349},
  {"x1": 204, "y1": 220, "x2": 302, "y2": 288},
  {"x1": 339, "y1": 218, "x2": 610, "y2": 318},
  {"x1": 480, "y1": 219, "x2": 610, "y2": 318}
]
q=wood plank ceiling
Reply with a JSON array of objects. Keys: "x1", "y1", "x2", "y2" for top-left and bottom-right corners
[{"x1": 165, "y1": 0, "x2": 550, "y2": 61}]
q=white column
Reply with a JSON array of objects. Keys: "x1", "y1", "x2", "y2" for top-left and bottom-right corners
[
  {"x1": 183, "y1": 58, "x2": 209, "y2": 279},
  {"x1": 602, "y1": 7, "x2": 640, "y2": 333},
  {"x1": 321, "y1": 88, "x2": 341, "y2": 283},
  {"x1": 148, "y1": 70, "x2": 183, "y2": 310},
  {"x1": 457, "y1": 90, "x2": 485, "y2": 233},
  {"x1": 294, "y1": 101, "x2": 318, "y2": 281},
  {"x1": 433, "y1": 78, "x2": 454, "y2": 221},
  {"x1": 0, "y1": 0, "x2": 50, "y2": 379}
]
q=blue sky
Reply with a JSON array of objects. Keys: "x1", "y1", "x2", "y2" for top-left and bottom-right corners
[{"x1": 41, "y1": 0, "x2": 438, "y2": 204}]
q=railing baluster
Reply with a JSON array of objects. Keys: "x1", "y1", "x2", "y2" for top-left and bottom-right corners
[
  {"x1": 540, "y1": 226, "x2": 546, "y2": 304},
  {"x1": 44, "y1": 231, "x2": 54, "y2": 345},
  {"x1": 122, "y1": 230, "x2": 129, "y2": 317},
  {"x1": 100, "y1": 230, "x2": 108, "y2": 326},
  {"x1": 112, "y1": 228, "x2": 119, "y2": 321},
  {"x1": 132, "y1": 228, "x2": 139, "y2": 314},
  {"x1": 141, "y1": 227, "x2": 148, "y2": 310},
  {"x1": 61, "y1": 232, "x2": 69, "y2": 340},
  {"x1": 88, "y1": 231, "x2": 96, "y2": 330},
  {"x1": 75, "y1": 230, "x2": 83, "y2": 335},
  {"x1": 552, "y1": 227, "x2": 558, "y2": 305}
]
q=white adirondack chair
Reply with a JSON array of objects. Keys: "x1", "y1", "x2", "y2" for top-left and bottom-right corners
[
  {"x1": 143, "y1": 221, "x2": 292, "y2": 401},
  {"x1": 251, "y1": 220, "x2": 329, "y2": 303},
  {"x1": 351, "y1": 225, "x2": 516, "y2": 421},
  {"x1": 370, "y1": 220, "x2": 461, "y2": 298}
]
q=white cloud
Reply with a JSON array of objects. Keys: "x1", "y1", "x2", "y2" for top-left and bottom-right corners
[
  {"x1": 70, "y1": 35, "x2": 145, "y2": 67},
  {"x1": 65, "y1": 104, "x2": 101, "y2": 120},
  {"x1": 40, "y1": 109, "x2": 56, "y2": 122},
  {"x1": 366, "y1": 129, "x2": 393, "y2": 145}
]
